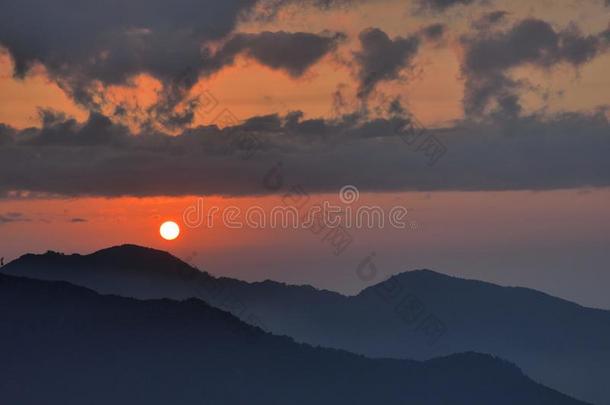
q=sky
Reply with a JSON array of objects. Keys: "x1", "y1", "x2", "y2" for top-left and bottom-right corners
[{"x1": 0, "y1": 0, "x2": 609, "y2": 308}]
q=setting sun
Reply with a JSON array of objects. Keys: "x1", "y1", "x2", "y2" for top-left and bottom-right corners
[{"x1": 160, "y1": 221, "x2": 180, "y2": 241}]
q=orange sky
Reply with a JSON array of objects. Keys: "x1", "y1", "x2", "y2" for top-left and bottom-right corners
[
  {"x1": 1, "y1": 0, "x2": 610, "y2": 310},
  {"x1": 2, "y1": 188, "x2": 609, "y2": 308}
]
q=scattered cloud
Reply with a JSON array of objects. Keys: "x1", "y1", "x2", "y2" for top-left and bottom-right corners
[
  {"x1": 0, "y1": 1, "x2": 345, "y2": 131},
  {"x1": 0, "y1": 0, "x2": 258, "y2": 88},
  {"x1": 472, "y1": 11, "x2": 509, "y2": 31},
  {"x1": 0, "y1": 212, "x2": 30, "y2": 224},
  {"x1": 250, "y1": 0, "x2": 357, "y2": 20},
  {"x1": 461, "y1": 18, "x2": 610, "y2": 118},
  {"x1": 69, "y1": 218, "x2": 88, "y2": 223},
  {"x1": 416, "y1": 0, "x2": 479, "y2": 13},
  {"x1": 214, "y1": 31, "x2": 346, "y2": 78},
  {"x1": 420, "y1": 24, "x2": 447, "y2": 42},
  {"x1": 353, "y1": 28, "x2": 421, "y2": 100}
]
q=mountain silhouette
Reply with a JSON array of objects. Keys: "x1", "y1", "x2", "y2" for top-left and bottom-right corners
[
  {"x1": 4, "y1": 244, "x2": 609, "y2": 404},
  {"x1": 0, "y1": 272, "x2": 589, "y2": 405}
]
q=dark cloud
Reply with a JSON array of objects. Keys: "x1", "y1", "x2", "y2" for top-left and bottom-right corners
[
  {"x1": 141, "y1": 30, "x2": 344, "y2": 129},
  {"x1": 0, "y1": 0, "x2": 256, "y2": 126},
  {"x1": 0, "y1": 0, "x2": 257, "y2": 82},
  {"x1": 0, "y1": 124, "x2": 15, "y2": 146},
  {"x1": 603, "y1": 26, "x2": 610, "y2": 42},
  {"x1": 0, "y1": 1, "x2": 344, "y2": 130},
  {"x1": 1, "y1": 107, "x2": 609, "y2": 197},
  {"x1": 24, "y1": 112, "x2": 130, "y2": 147},
  {"x1": 420, "y1": 24, "x2": 446, "y2": 42},
  {"x1": 461, "y1": 18, "x2": 610, "y2": 117},
  {"x1": 416, "y1": 0, "x2": 477, "y2": 12},
  {"x1": 472, "y1": 11, "x2": 509, "y2": 31},
  {"x1": 214, "y1": 31, "x2": 346, "y2": 77},
  {"x1": 0, "y1": 212, "x2": 30, "y2": 224},
  {"x1": 251, "y1": 0, "x2": 356, "y2": 20},
  {"x1": 69, "y1": 218, "x2": 88, "y2": 223},
  {"x1": 354, "y1": 28, "x2": 421, "y2": 99}
]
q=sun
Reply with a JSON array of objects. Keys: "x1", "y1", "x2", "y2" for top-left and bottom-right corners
[{"x1": 160, "y1": 221, "x2": 180, "y2": 241}]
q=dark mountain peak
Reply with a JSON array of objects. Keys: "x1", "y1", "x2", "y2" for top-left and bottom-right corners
[
  {"x1": 392, "y1": 268, "x2": 456, "y2": 281},
  {"x1": 10, "y1": 250, "x2": 81, "y2": 268},
  {"x1": 96, "y1": 243, "x2": 157, "y2": 253},
  {"x1": 92, "y1": 243, "x2": 171, "y2": 258},
  {"x1": 4, "y1": 244, "x2": 212, "y2": 282},
  {"x1": 358, "y1": 268, "x2": 463, "y2": 296},
  {"x1": 382, "y1": 268, "x2": 591, "y2": 308},
  {"x1": 247, "y1": 278, "x2": 346, "y2": 299},
  {"x1": 432, "y1": 351, "x2": 523, "y2": 375},
  {"x1": 9, "y1": 245, "x2": 348, "y2": 300},
  {"x1": 89, "y1": 244, "x2": 186, "y2": 268},
  {"x1": 17, "y1": 249, "x2": 78, "y2": 260}
]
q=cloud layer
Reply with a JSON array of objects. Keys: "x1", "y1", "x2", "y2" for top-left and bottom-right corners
[
  {"x1": 1, "y1": 3, "x2": 609, "y2": 198},
  {"x1": 1, "y1": 107, "x2": 609, "y2": 197}
]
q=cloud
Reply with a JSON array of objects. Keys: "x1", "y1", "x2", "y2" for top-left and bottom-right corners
[
  {"x1": 0, "y1": 0, "x2": 254, "y2": 127},
  {"x1": 351, "y1": 25, "x2": 448, "y2": 101},
  {"x1": 0, "y1": 212, "x2": 30, "y2": 224},
  {"x1": 251, "y1": 0, "x2": 357, "y2": 20},
  {"x1": 472, "y1": 11, "x2": 509, "y2": 31},
  {"x1": 416, "y1": 0, "x2": 478, "y2": 12},
  {"x1": 214, "y1": 31, "x2": 346, "y2": 77},
  {"x1": 0, "y1": 1, "x2": 257, "y2": 82},
  {"x1": 69, "y1": 218, "x2": 88, "y2": 223},
  {"x1": 0, "y1": 124, "x2": 15, "y2": 146},
  {"x1": 420, "y1": 24, "x2": 447, "y2": 42},
  {"x1": 1, "y1": 107, "x2": 609, "y2": 197},
  {"x1": 353, "y1": 28, "x2": 421, "y2": 99},
  {"x1": 461, "y1": 18, "x2": 610, "y2": 117},
  {"x1": 25, "y1": 110, "x2": 130, "y2": 147},
  {"x1": 0, "y1": 1, "x2": 344, "y2": 130},
  {"x1": 111, "y1": 30, "x2": 344, "y2": 130}
]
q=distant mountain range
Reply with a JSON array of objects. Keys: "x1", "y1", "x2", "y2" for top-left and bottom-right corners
[
  {"x1": 4, "y1": 244, "x2": 610, "y2": 404},
  {"x1": 1, "y1": 272, "x2": 587, "y2": 405}
]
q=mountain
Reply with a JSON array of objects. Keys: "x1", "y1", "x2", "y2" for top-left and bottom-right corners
[
  {"x1": 0, "y1": 272, "x2": 587, "y2": 405},
  {"x1": 4, "y1": 244, "x2": 610, "y2": 404}
]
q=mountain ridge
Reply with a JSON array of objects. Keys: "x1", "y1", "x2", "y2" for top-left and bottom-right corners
[
  {"x1": 12, "y1": 244, "x2": 600, "y2": 308},
  {"x1": 4, "y1": 244, "x2": 610, "y2": 405},
  {"x1": 2, "y1": 271, "x2": 587, "y2": 405}
]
